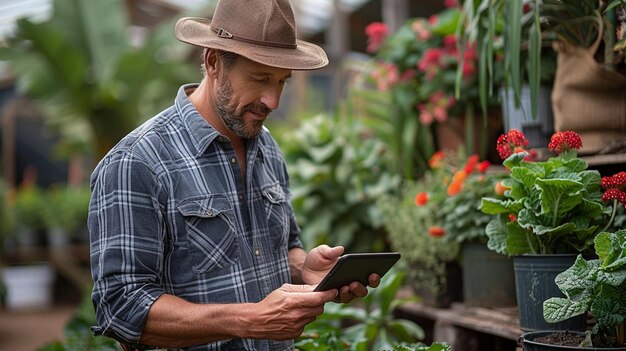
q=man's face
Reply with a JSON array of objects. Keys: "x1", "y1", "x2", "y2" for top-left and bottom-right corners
[{"x1": 214, "y1": 56, "x2": 292, "y2": 139}]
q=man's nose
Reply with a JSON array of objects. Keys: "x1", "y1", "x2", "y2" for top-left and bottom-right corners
[{"x1": 260, "y1": 84, "x2": 282, "y2": 111}]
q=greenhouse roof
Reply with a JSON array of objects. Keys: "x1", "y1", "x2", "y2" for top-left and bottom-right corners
[{"x1": 0, "y1": 0, "x2": 371, "y2": 39}]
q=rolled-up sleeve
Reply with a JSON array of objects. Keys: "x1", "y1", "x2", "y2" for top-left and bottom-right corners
[{"x1": 89, "y1": 151, "x2": 166, "y2": 344}]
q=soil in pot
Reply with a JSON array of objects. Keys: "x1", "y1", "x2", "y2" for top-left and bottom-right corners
[{"x1": 534, "y1": 331, "x2": 585, "y2": 347}]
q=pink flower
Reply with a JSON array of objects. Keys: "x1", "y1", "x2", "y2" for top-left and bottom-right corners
[
  {"x1": 444, "y1": 0, "x2": 458, "y2": 7},
  {"x1": 443, "y1": 35, "x2": 457, "y2": 50},
  {"x1": 418, "y1": 48, "x2": 444, "y2": 79},
  {"x1": 428, "y1": 15, "x2": 438, "y2": 26},
  {"x1": 462, "y1": 62, "x2": 475, "y2": 78},
  {"x1": 411, "y1": 19, "x2": 432, "y2": 41},
  {"x1": 399, "y1": 69, "x2": 416, "y2": 82},
  {"x1": 418, "y1": 105, "x2": 434, "y2": 125},
  {"x1": 372, "y1": 62, "x2": 399, "y2": 92},
  {"x1": 365, "y1": 22, "x2": 389, "y2": 53}
]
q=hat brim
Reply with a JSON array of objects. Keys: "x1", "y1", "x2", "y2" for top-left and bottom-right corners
[{"x1": 175, "y1": 17, "x2": 329, "y2": 71}]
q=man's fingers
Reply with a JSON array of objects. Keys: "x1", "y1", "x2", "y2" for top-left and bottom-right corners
[{"x1": 368, "y1": 273, "x2": 381, "y2": 288}]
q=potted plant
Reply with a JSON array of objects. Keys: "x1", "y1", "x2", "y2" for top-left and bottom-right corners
[
  {"x1": 363, "y1": 3, "x2": 502, "y2": 179},
  {"x1": 460, "y1": 0, "x2": 626, "y2": 154},
  {"x1": 480, "y1": 129, "x2": 618, "y2": 331},
  {"x1": 518, "y1": 229, "x2": 626, "y2": 349},
  {"x1": 41, "y1": 185, "x2": 90, "y2": 248},
  {"x1": 378, "y1": 181, "x2": 460, "y2": 306},
  {"x1": 1, "y1": 184, "x2": 56, "y2": 311},
  {"x1": 378, "y1": 151, "x2": 501, "y2": 307},
  {"x1": 434, "y1": 154, "x2": 517, "y2": 307}
]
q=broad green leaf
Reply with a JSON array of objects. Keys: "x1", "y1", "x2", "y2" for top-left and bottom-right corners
[
  {"x1": 543, "y1": 297, "x2": 589, "y2": 323},
  {"x1": 590, "y1": 285, "x2": 625, "y2": 328},
  {"x1": 485, "y1": 218, "x2": 508, "y2": 254},
  {"x1": 509, "y1": 167, "x2": 538, "y2": 197},
  {"x1": 502, "y1": 152, "x2": 527, "y2": 169},
  {"x1": 505, "y1": 220, "x2": 532, "y2": 254},
  {"x1": 578, "y1": 198, "x2": 609, "y2": 219},
  {"x1": 554, "y1": 256, "x2": 598, "y2": 299},
  {"x1": 387, "y1": 319, "x2": 425, "y2": 341},
  {"x1": 596, "y1": 269, "x2": 626, "y2": 286},
  {"x1": 536, "y1": 178, "x2": 584, "y2": 219},
  {"x1": 480, "y1": 198, "x2": 520, "y2": 214}
]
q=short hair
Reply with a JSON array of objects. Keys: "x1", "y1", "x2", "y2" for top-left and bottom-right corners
[{"x1": 201, "y1": 48, "x2": 239, "y2": 75}]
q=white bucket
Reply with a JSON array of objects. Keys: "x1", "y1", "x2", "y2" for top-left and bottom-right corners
[{"x1": 1, "y1": 263, "x2": 55, "y2": 310}]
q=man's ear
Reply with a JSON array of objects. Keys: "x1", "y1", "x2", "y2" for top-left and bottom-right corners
[{"x1": 205, "y1": 49, "x2": 219, "y2": 78}]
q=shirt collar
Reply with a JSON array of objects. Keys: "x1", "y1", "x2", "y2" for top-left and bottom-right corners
[{"x1": 174, "y1": 84, "x2": 268, "y2": 159}]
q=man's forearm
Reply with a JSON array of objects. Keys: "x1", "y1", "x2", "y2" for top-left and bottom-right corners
[
  {"x1": 288, "y1": 247, "x2": 307, "y2": 284},
  {"x1": 140, "y1": 294, "x2": 252, "y2": 348}
]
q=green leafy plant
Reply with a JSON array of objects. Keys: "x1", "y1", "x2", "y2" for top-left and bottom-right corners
[
  {"x1": 281, "y1": 112, "x2": 400, "y2": 252},
  {"x1": 41, "y1": 185, "x2": 90, "y2": 234},
  {"x1": 0, "y1": 0, "x2": 197, "y2": 159},
  {"x1": 437, "y1": 155, "x2": 506, "y2": 245},
  {"x1": 480, "y1": 130, "x2": 613, "y2": 255},
  {"x1": 12, "y1": 184, "x2": 46, "y2": 232},
  {"x1": 543, "y1": 229, "x2": 626, "y2": 348},
  {"x1": 378, "y1": 171, "x2": 460, "y2": 296},
  {"x1": 0, "y1": 179, "x2": 16, "y2": 253},
  {"x1": 296, "y1": 269, "x2": 446, "y2": 351}
]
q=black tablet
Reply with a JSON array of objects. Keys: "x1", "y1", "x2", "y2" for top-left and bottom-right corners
[{"x1": 313, "y1": 252, "x2": 401, "y2": 291}]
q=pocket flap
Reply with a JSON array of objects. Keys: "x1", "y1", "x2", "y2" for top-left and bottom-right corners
[
  {"x1": 262, "y1": 183, "x2": 286, "y2": 204},
  {"x1": 177, "y1": 195, "x2": 231, "y2": 218}
]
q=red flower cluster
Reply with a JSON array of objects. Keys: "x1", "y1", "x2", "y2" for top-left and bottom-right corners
[
  {"x1": 548, "y1": 131, "x2": 583, "y2": 155},
  {"x1": 365, "y1": 22, "x2": 389, "y2": 53},
  {"x1": 601, "y1": 171, "x2": 626, "y2": 205},
  {"x1": 496, "y1": 129, "x2": 529, "y2": 160}
]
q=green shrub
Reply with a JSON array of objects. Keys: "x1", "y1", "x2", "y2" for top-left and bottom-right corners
[{"x1": 281, "y1": 112, "x2": 400, "y2": 252}]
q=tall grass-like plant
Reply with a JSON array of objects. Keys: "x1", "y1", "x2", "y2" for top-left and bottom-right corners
[{"x1": 459, "y1": 0, "x2": 625, "y2": 119}]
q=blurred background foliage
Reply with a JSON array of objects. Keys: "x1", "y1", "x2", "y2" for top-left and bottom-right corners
[{"x1": 0, "y1": 0, "x2": 198, "y2": 160}]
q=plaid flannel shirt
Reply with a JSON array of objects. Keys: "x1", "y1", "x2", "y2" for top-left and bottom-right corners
[{"x1": 89, "y1": 84, "x2": 303, "y2": 351}]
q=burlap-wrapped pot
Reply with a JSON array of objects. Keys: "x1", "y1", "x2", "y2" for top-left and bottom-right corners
[{"x1": 552, "y1": 40, "x2": 626, "y2": 154}]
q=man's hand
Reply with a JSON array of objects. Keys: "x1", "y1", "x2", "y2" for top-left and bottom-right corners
[
  {"x1": 247, "y1": 284, "x2": 337, "y2": 340},
  {"x1": 301, "y1": 245, "x2": 381, "y2": 303}
]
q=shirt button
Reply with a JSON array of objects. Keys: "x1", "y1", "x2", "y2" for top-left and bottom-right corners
[
  {"x1": 230, "y1": 157, "x2": 237, "y2": 164},
  {"x1": 255, "y1": 249, "x2": 260, "y2": 256}
]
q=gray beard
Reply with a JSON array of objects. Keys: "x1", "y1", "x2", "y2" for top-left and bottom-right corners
[{"x1": 215, "y1": 77, "x2": 271, "y2": 139}]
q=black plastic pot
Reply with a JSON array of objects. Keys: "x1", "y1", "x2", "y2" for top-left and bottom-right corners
[
  {"x1": 513, "y1": 254, "x2": 587, "y2": 332},
  {"x1": 461, "y1": 242, "x2": 516, "y2": 307},
  {"x1": 519, "y1": 331, "x2": 626, "y2": 350}
]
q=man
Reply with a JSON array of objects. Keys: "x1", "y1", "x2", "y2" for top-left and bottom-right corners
[{"x1": 88, "y1": 0, "x2": 379, "y2": 350}]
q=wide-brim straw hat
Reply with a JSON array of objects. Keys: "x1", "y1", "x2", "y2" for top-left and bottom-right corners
[{"x1": 175, "y1": 0, "x2": 329, "y2": 71}]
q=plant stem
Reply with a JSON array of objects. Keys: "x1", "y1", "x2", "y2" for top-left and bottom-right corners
[{"x1": 599, "y1": 199, "x2": 618, "y2": 233}]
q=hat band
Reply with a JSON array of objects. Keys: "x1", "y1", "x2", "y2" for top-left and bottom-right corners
[{"x1": 210, "y1": 26, "x2": 297, "y2": 49}]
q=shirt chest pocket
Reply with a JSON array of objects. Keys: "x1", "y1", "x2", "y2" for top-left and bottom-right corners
[
  {"x1": 261, "y1": 182, "x2": 289, "y2": 251},
  {"x1": 177, "y1": 195, "x2": 240, "y2": 274}
]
